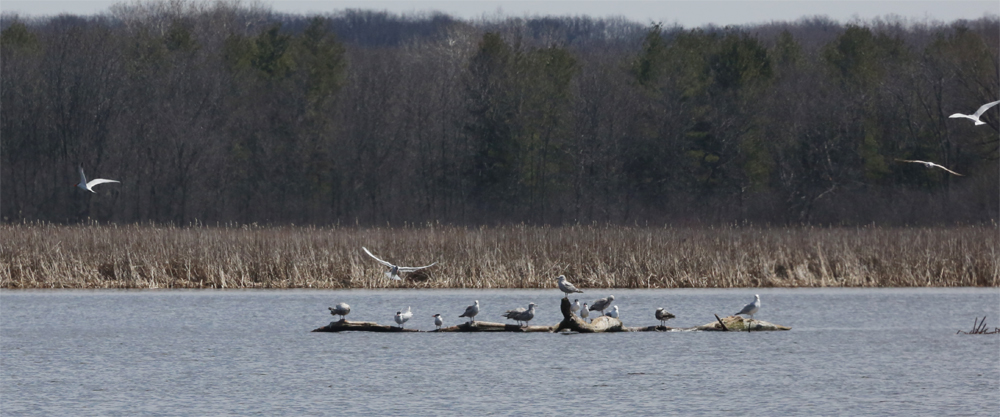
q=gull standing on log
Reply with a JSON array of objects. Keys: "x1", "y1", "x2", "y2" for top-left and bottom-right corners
[
  {"x1": 949, "y1": 100, "x2": 999, "y2": 125},
  {"x1": 604, "y1": 305, "x2": 619, "y2": 319},
  {"x1": 328, "y1": 302, "x2": 351, "y2": 321},
  {"x1": 556, "y1": 275, "x2": 584, "y2": 298},
  {"x1": 589, "y1": 295, "x2": 615, "y2": 314},
  {"x1": 655, "y1": 308, "x2": 675, "y2": 327},
  {"x1": 502, "y1": 302, "x2": 537, "y2": 327},
  {"x1": 571, "y1": 299, "x2": 581, "y2": 314},
  {"x1": 580, "y1": 303, "x2": 590, "y2": 322},
  {"x1": 75, "y1": 165, "x2": 120, "y2": 193},
  {"x1": 735, "y1": 294, "x2": 761, "y2": 321},
  {"x1": 394, "y1": 306, "x2": 413, "y2": 328},
  {"x1": 460, "y1": 300, "x2": 480, "y2": 323},
  {"x1": 894, "y1": 159, "x2": 964, "y2": 176},
  {"x1": 361, "y1": 247, "x2": 438, "y2": 281},
  {"x1": 432, "y1": 313, "x2": 444, "y2": 330}
]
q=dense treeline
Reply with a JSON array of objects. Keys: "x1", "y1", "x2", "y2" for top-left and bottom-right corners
[{"x1": 1, "y1": 1, "x2": 998, "y2": 226}]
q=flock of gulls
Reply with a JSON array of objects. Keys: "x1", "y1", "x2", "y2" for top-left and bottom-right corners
[
  {"x1": 73, "y1": 100, "x2": 998, "y2": 194},
  {"x1": 330, "y1": 250, "x2": 767, "y2": 329}
]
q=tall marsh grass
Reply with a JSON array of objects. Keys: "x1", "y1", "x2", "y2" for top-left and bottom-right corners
[{"x1": 1, "y1": 223, "x2": 996, "y2": 289}]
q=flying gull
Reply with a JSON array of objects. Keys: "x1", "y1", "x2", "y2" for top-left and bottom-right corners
[
  {"x1": 328, "y1": 302, "x2": 351, "y2": 321},
  {"x1": 459, "y1": 300, "x2": 480, "y2": 323},
  {"x1": 949, "y1": 100, "x2": 999, "y2": 125},
  {"x1": 735, "y1": 294, "x2": 761, "y2": 321},
  {"x1": 556, "y1": 275, "x2": 584, "y2": 298},
  {"x1": 361, "y1": 247, "x2": 438, "y2": 281},
  {"x1": 895, "y1": 159, "x2": 964, "y2": 176},
  {"x1": 502, "y1": 302, "x2": 537, "y2": 327},
  {"x1": 589, "y1": 295, "x2": 615, "y2": 314},
  {"x1": 655, "y1": 307, "x2": 675, "y2": 327},
  {"x1": 75, "y1": 165, "x2": 120, "y2": 193}
]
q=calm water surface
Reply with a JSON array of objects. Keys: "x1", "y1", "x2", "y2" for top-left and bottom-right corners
[{"x1": 2, "y1": 288, "x2": 998, "y2": 415}]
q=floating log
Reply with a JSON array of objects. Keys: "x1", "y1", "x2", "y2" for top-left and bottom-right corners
[
  {"x1": 312, "y1": 319, "x2": 420, "y2": 333},
  {"x1": 553, "y1": 297, "x2": 625, "y2": 333},
  {"x1": 693, "y1": 315, "x2": 791, "y2": 331},
  {"x1": 435, "y1": 321, "x2": 553, "y2": 332}
]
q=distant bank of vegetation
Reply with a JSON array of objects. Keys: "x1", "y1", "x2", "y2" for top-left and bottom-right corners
[
  {"x1": 1, "y1": 2, "x2": 998, "y2": 227},
  {"x1": 2, "y1": 224, "x2": 995, "y2": 289}
]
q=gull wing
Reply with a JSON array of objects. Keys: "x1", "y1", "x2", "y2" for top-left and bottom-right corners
[
  {"x1": 78, "y1": 165, "x2": 88, "y2": 185},
  {"x1": 87, "y1": 179, "x2": 120, "y2": 189},
  {"x1": 361, "y1": 247, "x2": 394, "y2": 268},
  {"x1": 396, "y1": 262, "x2": 438, "y2": 272},
  {"x1": 973, "y1": 100, "x2": 1000, "y2": 117},
  {"x1": 930, "y1": 164, "x2": 964, "y2": 176}
]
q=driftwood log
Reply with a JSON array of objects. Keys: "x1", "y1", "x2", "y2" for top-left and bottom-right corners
[
  {"x1": 312, "y1": 319, "x2": 420, "y2": 333},
  {"x1": 435, "y1": 321, "x2": 553, "y2": 332},
  {"x1": 553, "y1": 297, "x2": 625, "y2": 333},
  {"x1": 312, "y1": 302, "x2": 791, "y2": 333},
  {"x1": 692, "y1": 315, "x2": 791, "y2": 331}
]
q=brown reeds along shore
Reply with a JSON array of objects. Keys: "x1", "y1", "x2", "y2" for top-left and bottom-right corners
[{"x1": 1, "y1": 223, "x2": 997, "y2": 289}]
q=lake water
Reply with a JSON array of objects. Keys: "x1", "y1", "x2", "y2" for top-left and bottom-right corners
[{"x1": 2, "y1": 288, "x2": 998, "y2": 415}]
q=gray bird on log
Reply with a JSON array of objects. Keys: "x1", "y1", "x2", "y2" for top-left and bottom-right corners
[
  {"x1": 735, "y1": 294, "x2": 760, "y2": 321},
  {"x1": 328, "y1": 302, "x2": 351, "y2": 321},
  {"x1": 604, "y1": 305, "x2": 619, "y2": 319},
  {"x1": 459, "y1": 300, "x2": 480, "y2": 323},
  {"x1": 655, "y1": 307, "x2": 675, "y2": 327},
  {"x1": 394, "y1": 306, "x2": 413, "y2": 328},
  {"x1": 556, "y1": 275, "x2": 584, "y2": 297},
  {"x1": 362, "y1": 247, "x2": 438, "y2": 281},
  {"x1": 580, "y1": 303, "x2": 590, "y2": 322},
  {"x1": 432, "y1": 313, "x2": 444, "y2": 329},
  {"x1": 502, "y1": 303, "x2": 537, "y2": 326},
  {"x1": 589, "y1": 295, "x2": 615, "y2": 314}
]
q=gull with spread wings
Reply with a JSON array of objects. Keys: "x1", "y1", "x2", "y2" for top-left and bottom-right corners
[
  {"x1": 895, "y1": 159, "x2": 964, "y2": 176},
  {"x1": 361, "y1": 247, "x2": 438, "y2": 281},
  {"x1": 949, "y1": 100, "x2": 999, "y2": 126}
]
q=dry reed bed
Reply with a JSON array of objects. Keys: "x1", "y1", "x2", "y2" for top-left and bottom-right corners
[{"x1": 0, "y1": 224, "x2": 996, "y2": 289}]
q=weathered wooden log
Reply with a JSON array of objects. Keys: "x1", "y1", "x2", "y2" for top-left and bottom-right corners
[
  {"x1": 312, "y1": 319, "x2": 420, "y2": 333},
  {"x1": 435, "y1": 321, "x2": 553, "y2": 332},
  {"x1": 693, "y1": 315, "x2": 791, "y2": 331},
  {"x1": 553, "y1": 297, "x2": 624, "y2": 333},
  {"x1": 626, "y1": 325, "x2": 679, "y2": 332}
]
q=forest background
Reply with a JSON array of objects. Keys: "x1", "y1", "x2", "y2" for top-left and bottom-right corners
[{"x1": 1, "y1": 1, "x2": 997, "y2": 227}]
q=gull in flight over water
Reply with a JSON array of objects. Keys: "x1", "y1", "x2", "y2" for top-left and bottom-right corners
[
  {"x1": 949, "y1": 100, "x2": 999, "y2": 125},
  {"x1": 895, "y1": 159, "x2": 964, "y2": 176},
  {"x1": 604, "y1": 305, "x2": 619, "y2": 319},
  {"x1": 655, "y1": 308, "x2": 675, "y2": 327},
  {"x1": 361, "y1": 247, "x2": 438, "y2": 280},
  {"x1": 589, "y1": 295, "x2": 615, "y2": 314},
  {"x1": 75, "y1": 165, "x2": 120, "y2": 193},
  {"x1": 580, "y1": 303, "x2": 590, "y2": 322},
  {"x1": 502, "y1": 302, "x2": 537, "y2": 327},
  {"x1": 556, "y1": 275, "x2": 584, "y2": 298},
  {"x1": 433, "y1": 313, "x2": 444, "y2": 330},
  {"x1": 328, "y1": 302, "x2": 351, "y2": 321},
  {"x1": 735, "y1": 294, "x2": 761, "y2": 321},
  {"x1": 460, "y1": 300, "x2": 480, "y2": 323},
  {"x1": 394, "y1": 306, "x2": 413, "y2": 328}
]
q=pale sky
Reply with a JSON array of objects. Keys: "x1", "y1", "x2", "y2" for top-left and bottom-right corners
[{"x1": 2, "y1": 0, "x2": 997, "y2": 28}]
